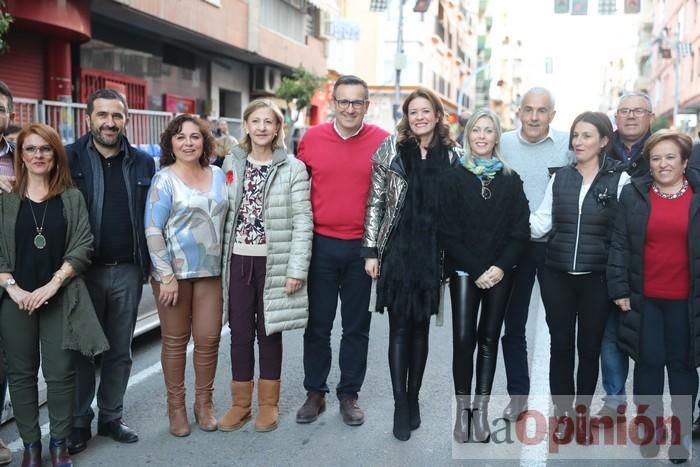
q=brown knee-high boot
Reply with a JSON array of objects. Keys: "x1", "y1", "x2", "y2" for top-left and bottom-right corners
[
  {"x1": 193, "y1": 337, "x2": 220, "y2": 431},
  {"x1": 161, "y1": 331, "x2": 191, "y2": 437},
  {"x1": 255, "y1": 379, "x2": 280, "y2": 432},
  {"x1": 218, "y1": 381, "x2": 253, "y2": 431}
]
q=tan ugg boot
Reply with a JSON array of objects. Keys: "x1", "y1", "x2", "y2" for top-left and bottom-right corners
[
  {"x1": 218, "y1": 381, "x2": 254, "y2": 431},
  {"x1": 255, "y1": 379, "x2": 280, "y2": 432}
]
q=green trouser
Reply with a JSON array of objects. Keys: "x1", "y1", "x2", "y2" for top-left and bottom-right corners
[{"x1": 0, "y1": 296, "x2": 75, "y2": 443}]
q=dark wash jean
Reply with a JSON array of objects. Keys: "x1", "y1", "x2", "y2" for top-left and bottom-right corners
[
  {"x1": 303, "y1": 234, "x2": 372, "y2": 401},
  {"x1": 73, "y1": 263, "x2": 143, "y2": 427},
  {"x1": 501, "y1": 241, "x2": 547, "y2": 396},
  {"x1": 635, "y1": 297, "x2": 698, "y2": 417}
]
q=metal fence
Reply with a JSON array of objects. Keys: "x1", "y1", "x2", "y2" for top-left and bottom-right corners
[{"x1": 12, "y1": 98, "x2": 243, "y2": 148}]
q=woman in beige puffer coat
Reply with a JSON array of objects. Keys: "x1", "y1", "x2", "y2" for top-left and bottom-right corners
[{"x1": 218, "y1": 99, "x2": 312, "y2": 433}]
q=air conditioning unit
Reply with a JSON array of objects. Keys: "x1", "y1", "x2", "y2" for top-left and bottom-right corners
[
  {"x1": 320, "y1": 11, "x2": 333, "y2": 40},
  {"x1": 252, "y1": 66, "x2": 282, "y2": 95}
]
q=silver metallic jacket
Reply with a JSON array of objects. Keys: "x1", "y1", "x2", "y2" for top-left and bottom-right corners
[{"x1": 361, "y1": 134, "x2": 463, "y2": 265}]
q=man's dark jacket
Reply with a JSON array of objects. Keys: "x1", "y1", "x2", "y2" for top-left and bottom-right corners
[
  {"x1": 609, "y1": 130, "x2": 652, "y2": 178},
  {"x1": 65, "y1": 133, "x2": 155, "y2": 277},
  {"x1": 607, "y1": 168, "x2": 700, "y2": 367}
]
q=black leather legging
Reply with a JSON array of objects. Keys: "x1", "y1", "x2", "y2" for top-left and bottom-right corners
[
  {"x1": 388, "y1": 311, "x2": 430, "y2": 402},
  {"x1": 451, "y1": 271, "x2": 514, "y2": 395}
]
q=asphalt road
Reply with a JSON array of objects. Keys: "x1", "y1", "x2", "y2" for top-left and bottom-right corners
[{"x1": 0, "y1": 284, "x2": 697, "y2": 466}]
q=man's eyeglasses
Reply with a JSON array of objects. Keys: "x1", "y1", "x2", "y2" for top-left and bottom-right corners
[
  {"x1": 334, "y1": 99, "x2": 367, "y2": 110},
  {"x1": 617, "y1": 108, "x2": 651, "y2": 117},
  {"x1": 23, "y1": 145, "x2": 53, "y2": 155}
]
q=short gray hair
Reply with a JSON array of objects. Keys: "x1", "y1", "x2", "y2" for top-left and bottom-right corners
[
  {"x1": 617, "y1": 92, "x2": 653, "y2": 112},
  {"x1": 521, "y1": 87, "x2": 555, "y2": 110}
]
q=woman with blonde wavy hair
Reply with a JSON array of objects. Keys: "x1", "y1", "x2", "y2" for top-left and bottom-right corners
[
  {"x1": 362, "y1": 87, "x2": 461, "y2": 441},
  {"x1": 438, "y1": 109, "x2": 529, "y2": 443}
]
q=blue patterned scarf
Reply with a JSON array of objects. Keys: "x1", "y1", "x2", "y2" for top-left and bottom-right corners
[{"x1": 461, "y1": 157, "x2": 503, "y2": 181}]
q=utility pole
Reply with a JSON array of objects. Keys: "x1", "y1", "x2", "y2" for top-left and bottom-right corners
[
  {"x1": 394, "y1": 0, "x2": 407, "y2": 124},
  {"x1": 673, "y1": 31, "x2": 680, "y2": 126}
]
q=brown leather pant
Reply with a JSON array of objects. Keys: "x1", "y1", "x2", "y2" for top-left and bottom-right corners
[{"x1": 153, "y1": 277, "x2": 222, "y2": 412}]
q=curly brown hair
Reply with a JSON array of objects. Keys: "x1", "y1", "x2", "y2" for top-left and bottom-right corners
[
  {"x1": 159, "y1": 114, "x2": 214, "y2": 168},
  {"x1": 396, "y1": 87, "x2": 455, "y2": 148}
]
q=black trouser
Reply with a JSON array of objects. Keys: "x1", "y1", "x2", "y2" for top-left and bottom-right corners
[
  {"x1": 501, "y1": 241, "x2": 546, "y2": 396},
  {"x1": 303, "y1": 234, "x2": 372, "y2": 401},
  {"x1": 636, "y1": 297, "x2": 698, "y2": 417},
  {"x1": 540, "y1": 268, "x2": 609, "y2": 411},
  {"x1": 451, "y1": 271, "x2": 514, "y2": 396},
  {"x1": 388, "y1": 311, "x2": 430, "y2": 403}
]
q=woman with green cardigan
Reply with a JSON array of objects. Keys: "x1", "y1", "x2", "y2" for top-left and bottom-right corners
[{"x1": 0, "y1": 124, "x2": 108, "y2": 467}]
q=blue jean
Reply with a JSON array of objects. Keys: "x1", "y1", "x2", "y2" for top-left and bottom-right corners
[
  {"x1": 501, "y1": 241, "x2": 546, "y2": 396},
  {"x1": 635, "y1": 297, "x2": 697, "y2": 417},
  {"x1": 303, "y1": 234, "x2": 372, "y2": 401},
  {"x1": 73, "y1": 263, "x2": 143, "y2": 427},
  {"x1": 600, "y1": 307, "x2": 629, "y2": 408}
]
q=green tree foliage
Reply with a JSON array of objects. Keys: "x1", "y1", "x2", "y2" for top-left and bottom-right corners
[
  {"x1": 276, "y1": 66, "x2": 324, "y2": 125},
  {"x1": 651, "y1": 116, "x2": 670, "y2": 133},
  {"x1": 0, "y1": 2, "x2": 12, "y2": 55}
]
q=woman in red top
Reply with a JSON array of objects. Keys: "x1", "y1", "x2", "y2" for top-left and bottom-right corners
[{"x1": 608, "y1": 130, "x2": 698, "y2": 464}]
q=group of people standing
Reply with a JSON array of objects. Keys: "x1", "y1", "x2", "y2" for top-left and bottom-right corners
[{"x1": 0, "y1": 72, "x2": 698, "y2": 466}]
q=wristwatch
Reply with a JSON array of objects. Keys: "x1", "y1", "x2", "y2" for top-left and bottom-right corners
[{"x1": 3, "y1": 278, "x2": 15, "y2": 288}]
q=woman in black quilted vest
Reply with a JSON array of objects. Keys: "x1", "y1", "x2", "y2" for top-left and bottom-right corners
[{"x1": 530, "y1": 111, "x2": 629, "y2": 442}]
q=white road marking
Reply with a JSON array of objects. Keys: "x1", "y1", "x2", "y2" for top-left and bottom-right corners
[
  {"x1": 519, "y1": 293, "x2": 551, "y2": 467},
  {"x1": 7, "y1": 322, "x2": 231, "y2": 452}
]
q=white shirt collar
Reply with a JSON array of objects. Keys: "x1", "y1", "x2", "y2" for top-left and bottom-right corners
[
  {"x1": 516, "y1": 127, "x2": 554, "y2": 146},
  {"x1": 333, "y1": 120, "x2": 364, "y2": 140}
]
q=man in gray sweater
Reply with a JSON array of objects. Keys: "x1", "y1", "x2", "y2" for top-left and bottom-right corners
[{"x1": 499, "y1": 87, "x2": 572, "y2": 420}]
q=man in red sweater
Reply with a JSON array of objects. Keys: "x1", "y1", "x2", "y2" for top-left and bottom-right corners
[{"x1": 296, "y1": 75, "x2": 389, "y2": 426}]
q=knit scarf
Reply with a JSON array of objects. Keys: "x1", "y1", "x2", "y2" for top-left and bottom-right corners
[{"x1": 462, "y1": 157, "x2": 503, "y2": 181}]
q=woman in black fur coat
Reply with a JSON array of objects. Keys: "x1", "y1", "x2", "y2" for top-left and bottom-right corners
[
  {"x1": 362, "y1": 88, "x2": 461, "y2": 441},
  {"x1": 438, "y1": 109, "x2": 530, "y2": 443}
]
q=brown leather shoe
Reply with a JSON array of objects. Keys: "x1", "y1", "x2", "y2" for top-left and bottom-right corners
[
  {"x1": 296, "y1": 391, "x2": 326, "y2": 424},
  {"x1": 339, "y1": 398, "x2": 365, "y2": 426}
]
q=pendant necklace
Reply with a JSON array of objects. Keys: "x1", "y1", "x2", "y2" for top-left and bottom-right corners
[
  {"x1": 481, "y1": 178, "x2": 492, "y2": 200},
  {"x1": 28, "y1": 198, "x2": 49, "y2": 249}
]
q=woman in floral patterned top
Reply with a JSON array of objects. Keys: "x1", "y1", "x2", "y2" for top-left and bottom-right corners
[
  {"x1": 145, "y1": 114, "x2": 228, "y2": 437},
  {"x1": 219, "y1": 99, "x2": 312, "y2": 433}
]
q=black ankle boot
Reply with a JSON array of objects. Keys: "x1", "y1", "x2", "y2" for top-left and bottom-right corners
[
  {"x1": 472, "y1": 396, "x2": 490, "y2": 443},
  {"x1": 453, "y1": 395, "x2": 470, "y2": 443},
  {"x1": 393, "y1": 399, "x2": 411, "y2": 441},
  {"x1": 22, "y1": 440, "x2": 42, "y2": 467},
  {"x1": 408, "y1": 393, "x2": 420, "y2": 430}
]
